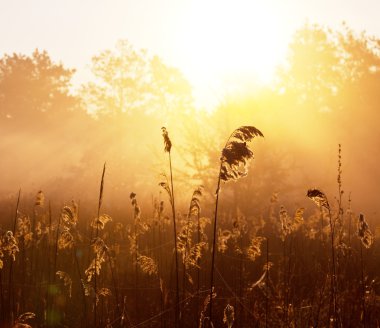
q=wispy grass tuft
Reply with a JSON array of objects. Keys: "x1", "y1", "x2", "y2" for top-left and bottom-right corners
[
  {"x1": 209, "y1": 125, "x2": 263, "y2": 324},
  {"x1": 161, "y1": 126, "x2": 180, "y2": 327}
]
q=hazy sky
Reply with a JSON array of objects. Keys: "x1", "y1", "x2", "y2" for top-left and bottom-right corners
[{"x1": 1, "y1": 0, "x2": 379, "y2": 108}]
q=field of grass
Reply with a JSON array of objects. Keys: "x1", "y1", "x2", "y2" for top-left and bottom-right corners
[{"x1": 0, "y1": 126, "x2": 378, "y2": 328}]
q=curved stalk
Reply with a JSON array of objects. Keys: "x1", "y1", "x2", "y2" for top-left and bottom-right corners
[
  {"x1": 208, "y1": 127, "x2": 263, "y2": 325},
  {"x1": 208, "y1": 163, "x2": 222, "y2": 324},
  {"x1": 168, "y1": 151, "x2": 180, "y2": 328}
]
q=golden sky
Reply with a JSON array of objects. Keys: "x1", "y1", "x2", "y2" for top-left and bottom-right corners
[{"x1": 1, "y1": 0, "x2": 379, "y2": 108}]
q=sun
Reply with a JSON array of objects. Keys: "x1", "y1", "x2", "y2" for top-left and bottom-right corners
[{"x1": 175, "y1": 0, "x2": 289, "y2": 108}]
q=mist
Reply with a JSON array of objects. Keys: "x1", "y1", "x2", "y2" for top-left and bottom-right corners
[
  {"x1": 1, "y1": 20, "x2": 380, "y2": 327},
  {"x1": 1, "y1": 24, "x2": 379, "y2": 220}
]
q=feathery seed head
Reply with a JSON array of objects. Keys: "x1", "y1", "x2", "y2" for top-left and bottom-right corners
[
  {"x1": 220, "y1": 126, "x2": 263, "y2": 183},
  {"x1": 1, "y1": 231, "x2": 19, "y2": 261},
  {"x1": 247, "y1": 236, "x2": 265, "y2": 261},
  {"x1": 15, "y1": 312, "x2": 36, "y2": 326},
  {"x1": 56, "y1": 271, "x2": 73, "y2": 297},
  {"x1": 91, "y1": 214, "x2": 112, "y2": 230},
  {"x1": 58, "y1": 229, "x2": 74, "y2": 250},
  {"x1": 137, "y1": 255, "x2": 158, "y2": 275},
  {"x1": 61, "y1": 201, "x2": 78, "y2": 227},
  {"x1": 35, "y1": 190, "x2": 45, "y2": 207},
  {"x1": 130, "y1": 192, "x2": 141, "y2": 219},
  {"x1": 189, "y1": 186, "x2": 203, "y2": 217},
  {"x1": 357, "y1": 213, "x2": 374, "y2": 248},
  {"x1": 307, "y1": 189, "x2": 330, "y2": 210},
  {"x1": 223, "y1": 304, "x2": 235, "y2": 328},
  {"x1": 96, "y1": 288, "x2": 112, "y2": 305},
  {"x1": 161, "y1": 127, "x2": 172, "y2": 152}
]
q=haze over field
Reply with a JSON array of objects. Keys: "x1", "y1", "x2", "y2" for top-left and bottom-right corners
[
  {"x1": 0, "y1": 1, "x2": 379, "y2": 214},
  {"x1": 2, "y1": 1, "x2": 380, "y2": 328},
  {"x1": 2, "y1": 0, "x2": 380, "y2": 107}
]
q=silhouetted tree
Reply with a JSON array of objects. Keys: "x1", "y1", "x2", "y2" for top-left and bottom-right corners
[
  {"x1": 81, "y1": 40, "x2": 193, "y2": 119},
  {"x1": 0, "y1": 50, "x2": 78, "y2": 131},
  {"x1": 77, "y1": 40, "x2": 196, "y2": 201},
  {"x1": 180, "y1": 23, "x2": 380, "y2": 214},
  {"x1": 0, "y1": 50, "x2": 93, "y2": 195},
  {"x1": 277, "y1": 23, "x2": 380, "y2": 209}
]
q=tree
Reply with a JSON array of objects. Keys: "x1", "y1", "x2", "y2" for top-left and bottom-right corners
[
  {"x1": 81, "y1": 40, "x2": 193, "y2": 119},
  {"x1": 0, "y1": 50, "x2": 78, "y2": 130},
  {"x1": 180, "y1": 23, "x2": 380, "y2": 216},
  {"x1": 277, "y1": 23, "x2": 380, "y2": 211},
  {"x1": 0, "y1": 50, "x2": 92, "y2": 195},
  {"x1": 279, "y1": 23, "x2": 380, "y2": 120},
  {"x1": 77, "y1": 40, "x2": 196, "y2": 201},
  {"x1": 278, "y1": 24, "x2": 341, "y2": 111}
]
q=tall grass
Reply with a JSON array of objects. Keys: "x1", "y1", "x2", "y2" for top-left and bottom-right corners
[
  {"x1": 307, "y1": 188, "x2": 337, "y2": 325},
  {"x1": 209, "y1": 126, "x2": 263, "y2": 325},
  {"x1": 357, "y1": 213, "x2": 374, "y2": 327},
  {"x1": 161, "y1": 127, "x2": 180, "y2": 327},
  {"x1": 8, "y1": 189, "x2": 21, "y2": 325},
  {"x1": 1, "y1": 132, "x2": 380, "y2": 328},
  {"x1": 94, "y1": 163, "x2": 106, "y2": 327}
]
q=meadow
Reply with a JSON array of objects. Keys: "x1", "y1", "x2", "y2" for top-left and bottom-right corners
[
  {"x1": 0, "y1": 126, "x2": 378, "y2": 328},
  {"x1": 1, "y1": 23, "x2": 380, "y2": 327}
]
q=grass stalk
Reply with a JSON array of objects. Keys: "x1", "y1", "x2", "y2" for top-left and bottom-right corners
[
  {"x1": 265, "y1": 237, "x2": 269, "y2": 328},
  {"x1": 8, "y1": 189, "x2": 21, "y2": 325},
  {"x1": 94, "y1": 162, "x2": 106, "y2": 327},
  {"x1": 327, "y1": 207, "x2": 337, "y2": 327},
  {"x1": 360, "y1": 243, "x2": 366, "y2": 327},
  {"x1": 208, "y1": 164, "x2": 222, "y2": 324},
  {"x1": 168, "y1": 151, "x2": 180, "y2": 328},
  {"x1": 161, "y1": 127, "x2": 180, "y2": 327},
  {"x1": 209, "y1": 126, "x2": 263, "y2": 325}
]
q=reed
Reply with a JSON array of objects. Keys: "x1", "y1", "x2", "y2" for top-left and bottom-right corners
[
  {"x1": 161, "y1": 127, "x2": 180, "y2": 327},
  {"x1": 209, "y1": 126, "x2": 263, "y2": 325}
]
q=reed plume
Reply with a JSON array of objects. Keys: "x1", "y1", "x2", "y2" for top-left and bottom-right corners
[
  {"x1": 357, "y1": 213, "x2": 373, "y2": 249},
  {"x1": 136, "y1": 255, "x2": 158, "y2": 276},
  {"x1": 85, "y1": 237, "x2": 109, "y2": 282},
  {"x1": 1, "y1": 231, "x2": 19, "y2": 261},
  {"x1": 209, "y1": 125, "x2": 263, "y2": 324},
  {"x1": 199, "y1": 288, "x2": 216, "y2": 328},
  {"x1": 247, "y1": 236, "x2": 265, "y2": 262},
  {"x1": 56, "y1": 271, "x2": 72, "y2": 298},
  {"x1": 357, "y1": 213, "x2": 373, "y2": 326},
  {"x1": 13, "y1": 312, "x2": 36, "y2": 328},
  {"x1": 307, "y1": 188, "x2": 337, "y2": 326},
  {"x1": 161, "y1": 127, "x2": 180, "y2": 327},
  {"x1": 307, "y1": 189, "x2": 330, "y2": 210},
  {"x1": 35, "y1": 191, "x2": 45, "y2": 207},
  {"x1": 223, "y1": 304, "x2": 235, "y2": 328}
]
